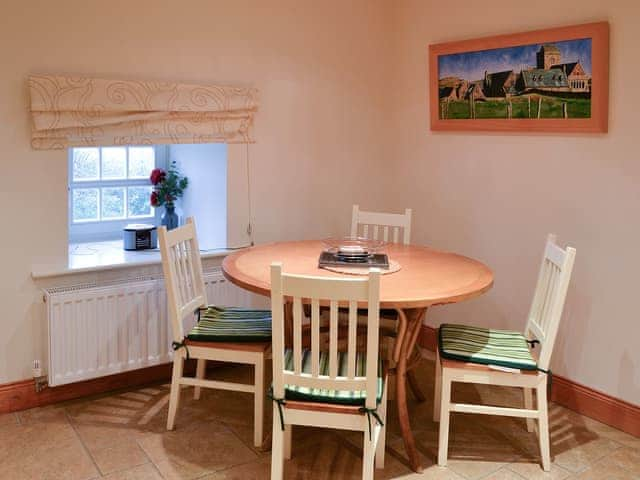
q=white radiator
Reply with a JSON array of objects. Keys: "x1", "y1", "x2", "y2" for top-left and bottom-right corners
[{"x1": 44, "y1": 269, "x2": 255, "y2": 386}]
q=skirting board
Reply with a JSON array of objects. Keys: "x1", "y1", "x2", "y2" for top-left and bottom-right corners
[
  {"x1": 0, "y1": 361, "x2": 199, "y2": 414},
  {"x1": 419, "y1": 325, "x2": 640, "y2": 438}
]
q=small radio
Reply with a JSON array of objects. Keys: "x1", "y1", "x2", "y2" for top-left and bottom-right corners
[{"x1": 123, "y1": 224, "x2": 158, "y2": 251}]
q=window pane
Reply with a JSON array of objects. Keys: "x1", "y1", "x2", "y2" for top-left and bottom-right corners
[
  {"x1": 101, "y1": 187, "x2": 125, "y2": 219},
  {"x1": 72, "y1": 148, "x2": 99, "y2": 181},
  {"x1": 128, "y1": 147, "x2": 155, "y2": 178},
  {"x1": 72, "y1": 188, "x2": 99, "y2": 222},
  {"x1": 127, "y1": 186, "x2": 153, "y2": 218},
  {"x1": 101, "y1": 147, "x2": 127, "y2": 179}
]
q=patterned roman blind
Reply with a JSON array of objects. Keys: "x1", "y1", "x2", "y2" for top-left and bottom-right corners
[{"x1": 28, "y1": 74, "x2": 258, "y2": 149}]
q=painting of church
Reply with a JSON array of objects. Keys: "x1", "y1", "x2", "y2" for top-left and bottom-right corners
[{"x1": 438, "y1": 39, "x2": 592, "y2": 101}]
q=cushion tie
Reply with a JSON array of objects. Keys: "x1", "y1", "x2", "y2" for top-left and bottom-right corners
[
  {"x1": 268, "y1": 391, "x2": 287, "y2": 431},
  {"x1": 172, "y1": 338, "x2": 190, "y2": 360},
  {"x1": 527, "y1": 339, "x2": 541, "y2": 348},
  {"x1": 359, "y1": 407, "x2": 384, "y2": 441}
]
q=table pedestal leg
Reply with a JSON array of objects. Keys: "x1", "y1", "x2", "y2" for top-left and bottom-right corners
[
  {"x1": 395, "y1": 308, "x2": 427, "y2": 473},
  {"x1": 407, "y1": 370, "x2": 426, "y2": 402}
]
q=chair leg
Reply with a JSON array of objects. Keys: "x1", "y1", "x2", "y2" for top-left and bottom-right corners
[
  {"x1": 375, "y1": 381, "x2": 388, "y2": 469},
  {"x1": 166, "y1": 355, "x2": 184, "y2": 430},
  {"x1": 362, "y1": 430, "x2": 375, "y2": 480},
  {"x1": 194, "y1": 359, "x2": 206, "y2": 400},
  {"x1": 537, "y1": 381, "x2": 551, "y2": 472},
  {"x1": 433, "y1": 345, "x2": 442, "y2": 422},
  {"x1": 437, "y1": 369, "x2": 452, "y2": 467},
  {"x1": 271, "y1": 405, "x2": 285, "y2": 480},
  {"x1": 253, "y1": 357, "x2": 265, "y2": 448},
  {"x1": 523, "y1": 387, "x2": 535, "y2": 433},
  {"x1": 284, "y1": 424, "x2": 292, "y2": 459}
]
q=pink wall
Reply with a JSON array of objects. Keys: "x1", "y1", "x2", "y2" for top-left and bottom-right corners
[{"x1": 388, "y1": 1, "x2": 639, "y2": 404}]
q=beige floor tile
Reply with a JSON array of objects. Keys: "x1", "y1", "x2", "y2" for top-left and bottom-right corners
[
  {"x1": 571, "y1": 453, "x2": 639, "y2": 480},
  {"x1": 3, "y1": 441, "x2": 99, "y2": 480},
  {"x1": 199, "y1": 457, "x2": 271, "y2": 479},
  {"x1": 72, "y1": 421, "x2": 145, "y2": 452},
  {"x1": 549, "y1": 404, "x2": 640, "y2": 451},
  {"x1": 395, "y1": 465, "x2": 466, "y2": 479},
  {"x1": 102, "y1": 463, "x2": 164, "y2": 480},
  {"x1": 507, "y1": 462, "x2": 572, "y2": 480},
  {"x1": 17, "y1": 404, "x2": 69, "y2": 425},
  {"x1": 90, "y1": 437, "x2": 150, "y2": 475},
  {"x1": 0, "y1": 412, "x2": 18, "y2": 427},
  {"x1": 0, "y1": 409, "x2": 94, "y2": 480},
  {"x1": 236, "y1": 427, "x2": 420, "y2": 480},
  {"x1": 552, "y1": 435, "x2": 623, "y2": 473},
  {"x1": 605, "y1": 447, "x2": 640, "y2": 477},
  {"x1": 0, "y1": 419, "x2": 79, "y2": 463},
  {"x1": 138, "y1": 420, "x2": 257, "y2": 479},
  {"x1": 284, "y1": 436, "x2": 407, "y2": 479},
  {"x1": 479, "y1": 468, "x2": 527, "y2": 479},
  {"x1": 446, "y1": 459, "x2": 507, "y2": 480}
]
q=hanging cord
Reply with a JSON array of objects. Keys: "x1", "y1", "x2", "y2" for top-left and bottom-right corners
[
  {"x1": 268, "y1": 391, "x2": 287, "y2": 431},
  {"x1": 245, "y1": 142, "x2": 254, "y2": 246},
  {"x1": 359, "y1": 407, "x2": 384, "y2": 441},
  {"x1": 172, "y1": 338, "x2": 190, "y2": 360}
]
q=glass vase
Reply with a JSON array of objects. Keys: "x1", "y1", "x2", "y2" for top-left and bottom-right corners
[{"x1": 161, "y1": 204, "x2": 179, "y2": 230}]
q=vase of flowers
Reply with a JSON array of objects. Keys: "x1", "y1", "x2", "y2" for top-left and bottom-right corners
[{"x1": 150, "y1": 161, "x2": 189, "y2": 231}]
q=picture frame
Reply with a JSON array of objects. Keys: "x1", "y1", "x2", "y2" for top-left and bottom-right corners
[{"x1": 429, "y1": 22, "x2": 609, "y2": 133}]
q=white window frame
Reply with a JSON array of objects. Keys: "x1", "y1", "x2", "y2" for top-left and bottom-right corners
[{"x1": 68, "y1": 145, "x2": 168, "y2": 243}]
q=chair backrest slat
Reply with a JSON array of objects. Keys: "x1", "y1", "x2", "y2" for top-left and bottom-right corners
[
  {"x1": 351, "y1": 204, "x2": 412, "y2": 245},
  {"x1": 270, "y1": 263, "x2": 381, "y2": 409},
  {"x1": 329, "y1": 300, "x2": 339, "y2": 378},
  {"x1": 293, "y1": 297, "x2": 303, "y2": 374},
  {"x1": 159, "y1": 217, "x2": 207, "y2": 343},
  {"x1": 311, "y1": 298, "x2": 320, "y2": 377},
  {"x1": 525, "y1": 234, "x2": 576, "y2": 370},
  {"x1": 347, "y1": 300, "x2": 358, "y2": 378}
]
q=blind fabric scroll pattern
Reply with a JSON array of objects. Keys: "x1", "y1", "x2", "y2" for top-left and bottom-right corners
[{"x1": 28, "y1": 74, "x2": 258, "y2": 149}]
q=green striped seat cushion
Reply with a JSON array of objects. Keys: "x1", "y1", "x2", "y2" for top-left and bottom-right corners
[
  {"x1": 186, "y1": 306, "x2": 272, "y2": 342},
  {"x1": 282, "y1": 349, "x2": 384, "y2": 406},
  {"x1": 439, "y1": 323, "x2": 537, "y2": 371}
]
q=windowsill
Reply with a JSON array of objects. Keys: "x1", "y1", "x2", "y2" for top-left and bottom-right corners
[{"x1": 31, "y1": 240, "x2": 242, "y2": 279}]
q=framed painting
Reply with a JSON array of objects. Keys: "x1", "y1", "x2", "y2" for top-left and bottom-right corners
[{"x1": 429, "y1": 22, "x2": 609, "y2": 133}]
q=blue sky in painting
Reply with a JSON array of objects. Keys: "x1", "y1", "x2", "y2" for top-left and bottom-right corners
[{"x1": 438, "y1": 38, "x2": 592, "y2": 82}]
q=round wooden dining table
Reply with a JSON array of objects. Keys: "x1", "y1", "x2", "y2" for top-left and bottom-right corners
[{"x1": 222, "y1": 240, "x2": 493, "y2": 472}]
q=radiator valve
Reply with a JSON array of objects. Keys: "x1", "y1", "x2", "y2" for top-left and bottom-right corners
[{"x1": 32, "y1": 360, "x2": 47, "y2": 393}]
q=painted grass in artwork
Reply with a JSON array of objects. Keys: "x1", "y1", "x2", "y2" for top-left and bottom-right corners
[{"x1": 441, "y1": 95, "x2": 591, "y2": 120}]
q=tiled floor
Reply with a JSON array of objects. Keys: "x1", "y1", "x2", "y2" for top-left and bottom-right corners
[{"x1": 1, "y1": 357, "x2": 638, "y2": 479}]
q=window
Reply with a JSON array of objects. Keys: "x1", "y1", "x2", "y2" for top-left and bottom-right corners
[{"x1": 69, "y1": 146, "x2": 166, "y2": 242}]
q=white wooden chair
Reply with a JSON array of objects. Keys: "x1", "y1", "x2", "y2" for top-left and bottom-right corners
[
  {"x1": 350, "y1": 204, "x2": 425, "y2": 399},
  {"x1": 351, "y1": 204, "x2": 412, "y2": 244},
  {"x1": 270, "y1": 263, "x2": 388, "y2": 480},
  {"x1": 434, "y1": 234, "x2": 576, "y2": 471},
  {"x1": 158, "y1": 217, "x2": 271, "y2": 447}
]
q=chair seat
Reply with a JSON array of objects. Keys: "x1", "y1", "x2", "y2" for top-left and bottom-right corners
[
  {"x1": 282, "y1": 349, "x2": 384, "y2": 406},
  {"x1": 186, "y1": 306, "x2": 272, "y2": 342},
  {"x1": 438, "y1": 323, "x2": 538, "y2": 371}
]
